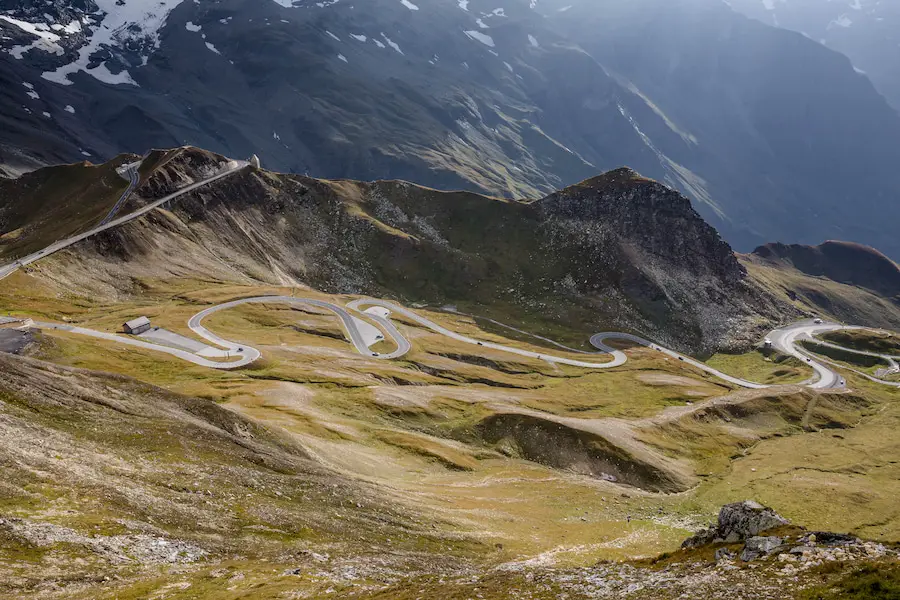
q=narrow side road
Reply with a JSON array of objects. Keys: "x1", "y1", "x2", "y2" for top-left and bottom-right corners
[{"x1": 0, "y1": 159, "x2": 248, "y2": 282}]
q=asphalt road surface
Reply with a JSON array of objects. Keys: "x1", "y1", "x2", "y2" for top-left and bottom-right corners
[
  {"x1": 17, "y1": 295, "x2": 900, "y2": 387},
  {"x1": 98, "y1": 161, "x2": 142, "y2": 226}
]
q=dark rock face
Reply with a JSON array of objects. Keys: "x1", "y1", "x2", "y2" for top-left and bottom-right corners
[
  {"x1": 753, "y1": 241, "x2": 900, "y2": 299},
  {"x1": 739, "y1": 536, "x2": 784, "y2": 562},
  {"x1": 537, "y1": 168, "x2": 745, "y2": 286},
  {"x1": 2, "y1": 0, "x2": 900, "y2": 258},
  {"x1": 682, "y1": 500, "x2": 790, "y2": 548},
  {"x1": 535, "y1": 169, "x2": 770, "y2": 353}
]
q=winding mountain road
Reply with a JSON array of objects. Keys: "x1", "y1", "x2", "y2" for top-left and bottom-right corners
[
  {"x1": 1, "y1": 152, "x2": 896, "y2": 388},
  {"x1": 18, "y1": 294, "x2": 899, "y2": 390}
]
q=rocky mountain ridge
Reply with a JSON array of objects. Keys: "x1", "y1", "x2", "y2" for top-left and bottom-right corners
[
  {"x1": 1, "y1": 147, "x2": 792, "y2": 354},
  {"x1": 752, "y1": 240, "x2": 900, "y2": 300},
  {"x1": 2, "y1": 0, "x2": 900, "y2": 257}
]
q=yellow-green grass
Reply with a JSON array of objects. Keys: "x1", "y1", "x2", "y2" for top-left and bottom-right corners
[
  {"x1": 705, "y1": 350, "x2": 813, "y2": 385},
  {"x1": 8, "y1": 272, "x2": 900, "y2": 573},
  {"x1": 668, "y1": 375, "x2": 900, "y2": 541},
  {"x1": 820, "y1": 329, "x2": 900, "y2": 356}
]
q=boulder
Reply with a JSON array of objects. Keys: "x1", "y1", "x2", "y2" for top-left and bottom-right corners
[
  {"x1": 682, "y1": 501, "x2": 790, "y2": 549},
  {"x1": 740, "y1": 536, "x2": 784, "y2": 562}
]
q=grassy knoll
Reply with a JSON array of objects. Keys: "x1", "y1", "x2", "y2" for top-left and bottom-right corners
[
  {"x1": 820, "y1": 329, "x2": 900, "y2": 356},
  {"x1": 0, "y1": 157, "x2": 134, "y2": 261},
  {"x1": 705, "y1": 349, "x2": 813, "y2": 385}
]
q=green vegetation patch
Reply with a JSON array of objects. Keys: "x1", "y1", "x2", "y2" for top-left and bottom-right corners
[
  {"x1": 706, "y1": 350, "x2": 812, "y2": 385},
  {"x1": 820, "y1": 330, "x2": 900, "y2": 356},
  {"x1": 799, "y1": 561, "x2": 900, "y2": 600}
]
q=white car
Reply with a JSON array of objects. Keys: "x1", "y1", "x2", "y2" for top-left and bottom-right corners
[{"x1": 813, "y1": 318, "x2": 824, "y2": 324}]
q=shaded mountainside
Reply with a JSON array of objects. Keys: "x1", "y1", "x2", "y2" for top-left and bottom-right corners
[
  {"x1": 540, "y1": 0, "x2": 900, "y2": 258},
  {"x1": 2, "y1": 0, "x2": 900, "y2": 257},
  {"x1": 752, "y1": 241, "x2": 900, "y2": 300},
  {"x1": 727, "y1": 0, "x2": 900, "y2": 111}
]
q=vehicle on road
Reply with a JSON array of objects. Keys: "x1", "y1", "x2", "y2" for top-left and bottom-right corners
[{"x1": 814, "y1": 318, "x2": 824, "y2": 324}]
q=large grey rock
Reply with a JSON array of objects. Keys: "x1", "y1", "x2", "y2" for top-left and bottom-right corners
[
  {"x1": 740, "y1": 536, "x2": 784, "y2": 562},
  {"x1": 682, "y1": 501, "x2": 790, "y2": 549}
]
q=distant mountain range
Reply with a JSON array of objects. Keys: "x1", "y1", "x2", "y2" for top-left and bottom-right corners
[
  {"x1": 1, "y1": 0, "x2": 899, "y2": 258},
  {"x1": 727, "y1": 0, "x2": 900, "y2": 111}
]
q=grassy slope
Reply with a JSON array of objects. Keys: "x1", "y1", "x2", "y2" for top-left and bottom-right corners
[
  {"x1": 741, "y1": 254, "x2": 900, "y2": 331},
  {"x1": 2, "y1": 268, "x2": 900, "y2": 597},
  {"x1": 820, "y1": 329, "x2": 900, "y2": 356},
  {"x1": 0, "y1": 157, "x2": 134, "y2": 261},
  {"x1": 705, "y1": 350, "x2": 812, "y2": 385}
]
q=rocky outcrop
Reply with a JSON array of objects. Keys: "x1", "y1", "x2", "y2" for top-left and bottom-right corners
[
  {"x1": 682, "y1": 500, "x2": 790, "y2": 548},
  {"x1": 681, "y1": 500, "x2": 897, "y2": 569},
  {"x1": 535, "y1": 170, "x2": 781, "y2": 353}
]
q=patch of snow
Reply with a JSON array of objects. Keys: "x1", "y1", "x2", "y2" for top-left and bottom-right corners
[
  {"x1": 381, "y1": 33, "x2": 403, "y2": 54},
  {"x1": 185, "y1": 21, "x2": 202, "y2": 32},
  {"x1": 0, "y1": 15, "x2": 64, "y2": 58},
  {"x1": 64, "y1": 104, "x2": 75, "y2": 113},
  {"x1": 528, "y1": 34, "x2": 539, "y2": 47},
  {"x1": 41, "y1": 0, "x2": 191, "y2": 86},
  {"x1": 400, "y1": 0, "x2": 419, "y2": 10},
  {"x1": 828, "y1": 14, "x2": 853, "y2": 28},
  {"x1": 337, "y1": 53, "x2": 348, "y2": 62},
  {"x1": 326, "y1": 30, "x2": 341, "y2": 41},
  {"x1": 458, "y1": 0, "x2": 469, "y2": 10},
  {"x1": 205, "y1": 42, "x2": 221, "y2": 54},
  {"x1": 350, "y1": 33, "x2": 367, "y2": 42},
  {"x1": 373, "y1": 39, "x2": 386, "y2": 48},
  {"x1": 464, "y1": 30, "x2": 495, "y2": 47}
]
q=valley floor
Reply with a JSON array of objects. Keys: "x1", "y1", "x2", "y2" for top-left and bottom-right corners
[{"x1": 1, "y1": 271, "x2": 899, "y2": 598}]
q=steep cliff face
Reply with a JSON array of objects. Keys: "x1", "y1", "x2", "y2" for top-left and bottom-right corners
[{"x1": 533, "y1": 168, "x2": 762, "y2": 351}]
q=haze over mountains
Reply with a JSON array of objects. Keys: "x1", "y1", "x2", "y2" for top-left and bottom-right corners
[
  {"x1": 1, "y1": 0, "x2": 899, "y2": 258},
  {"x1": 728, "y1": 0, "x2": 900, "y2": 111}
]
